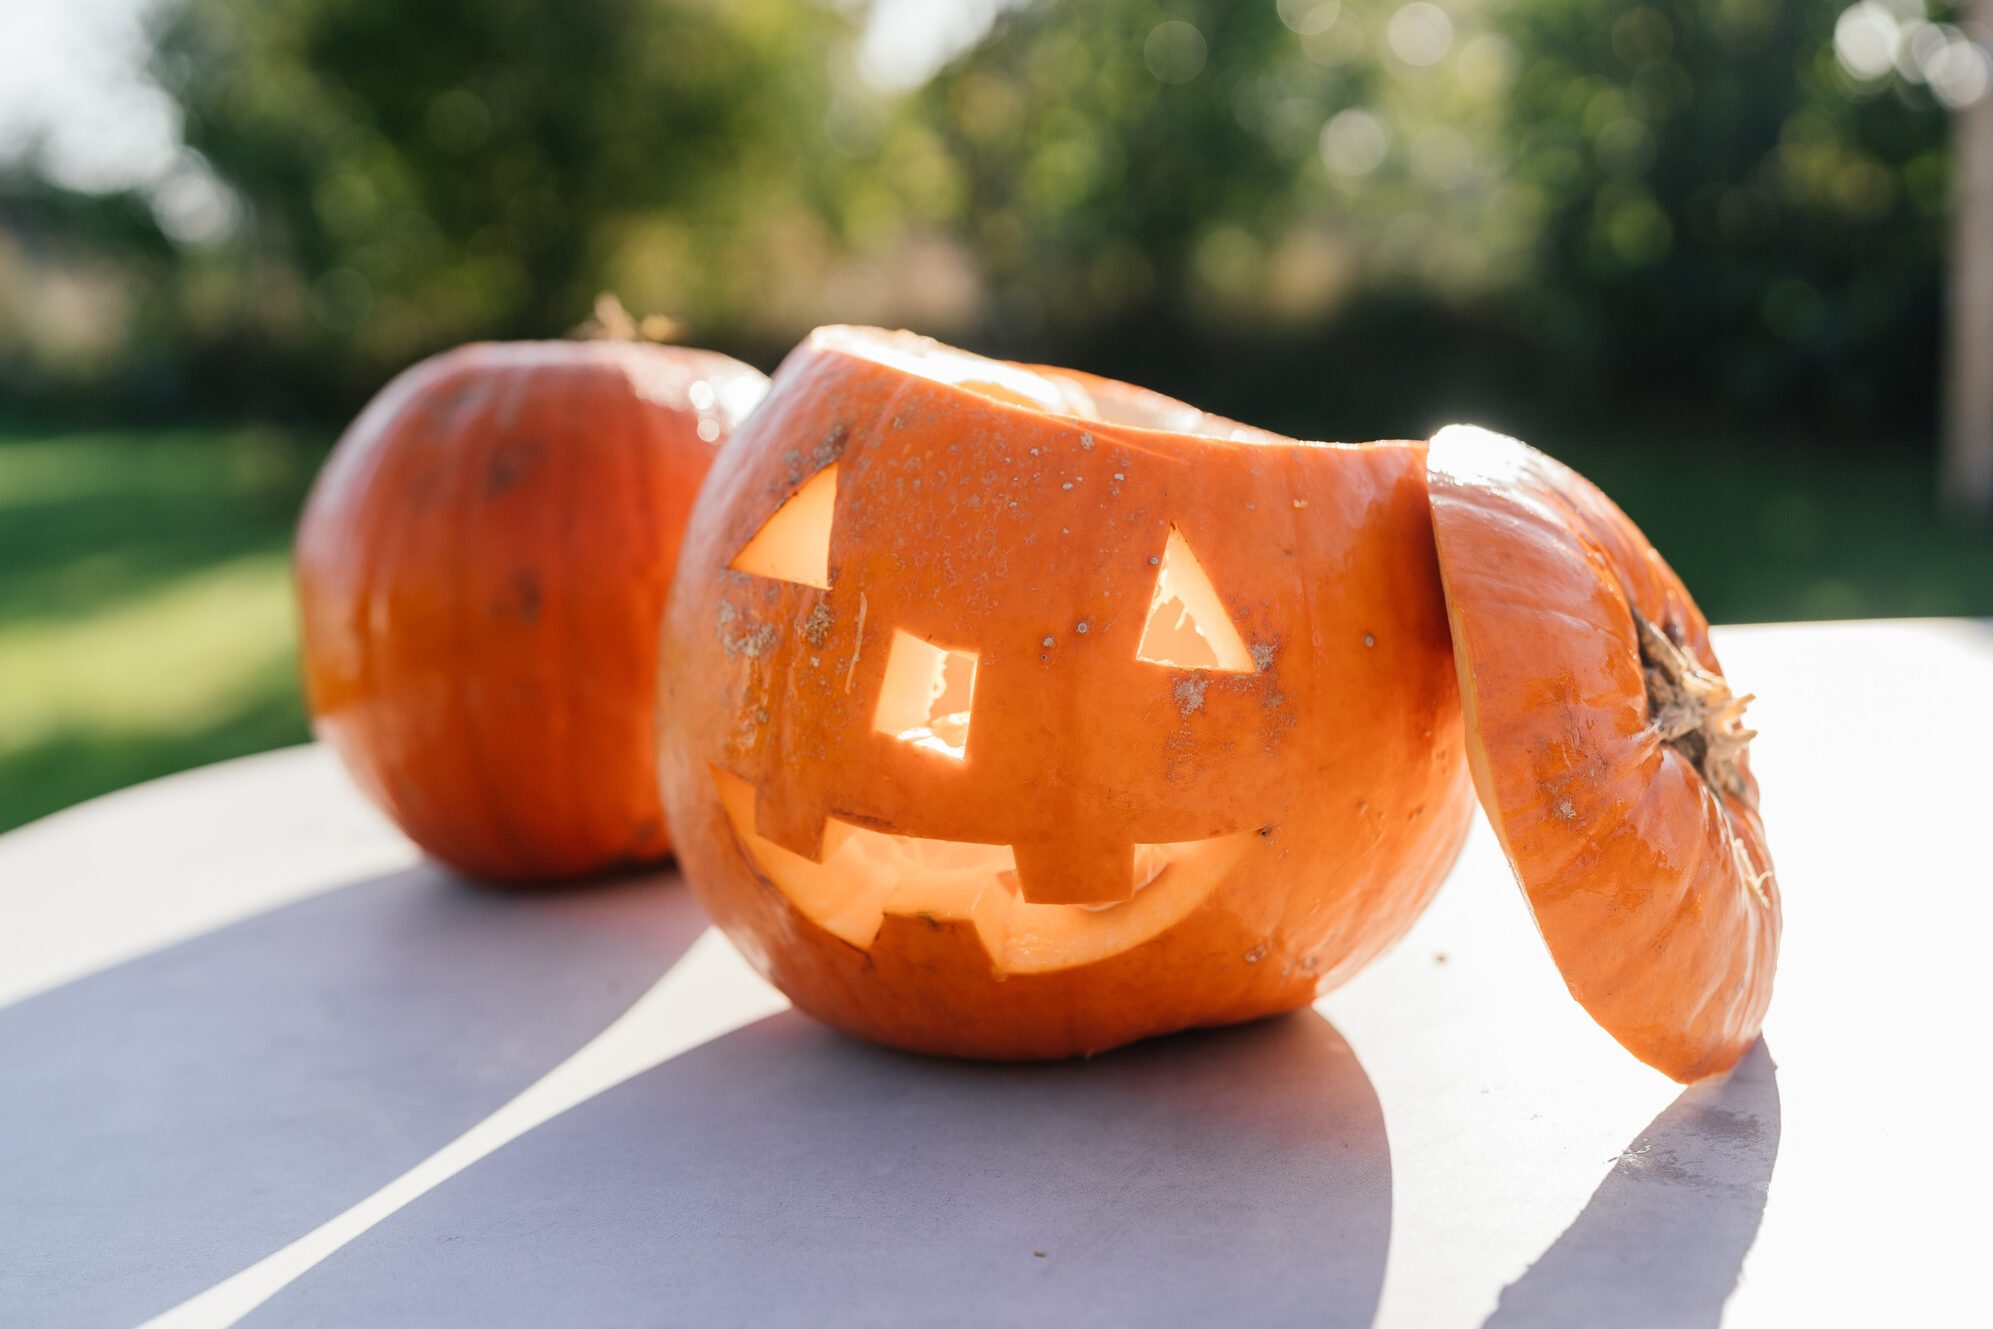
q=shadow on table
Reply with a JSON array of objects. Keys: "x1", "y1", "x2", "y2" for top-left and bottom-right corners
[
  {"x1": 248, "y1": 1009, "x2": 1393, "y2": 1329},
  {"x1": 1483, "y1": 1040, "x2": 1781, "y2": 1329},
  {"x1": 0, "y1": 863, "x2": 706, "y2": 1329}
]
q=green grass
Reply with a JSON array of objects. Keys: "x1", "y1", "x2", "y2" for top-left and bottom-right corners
[
  {"x1": 0, "y1": 416, "x2": 1987, "y2": 836},
  {"x1": 0, "y1": 426, "x2": 325, "y2": 832}
]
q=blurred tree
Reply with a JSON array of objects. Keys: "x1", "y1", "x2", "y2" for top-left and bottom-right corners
[
  {"x1": 886, "y1": 0, "x2": 1530, "y2": 335},
  {"x1": 0, "y1": 0, "x2": 1972, "y2": 444},
  {"x1": 1500, "y1": 0, "x2": 1952, "y2": 426},
  {"x1": 894, "y1": 2, "x2": 1306, "y2": 332},
  {"x1": 839, "y1": 0, "x2": 1960, "y2": 440},
  {"x1": 0, "y1": 174, "x2": 182, "y2": 406},
  {"x1": 147, "y1": 0, "x2": 854, "y2": 403}
]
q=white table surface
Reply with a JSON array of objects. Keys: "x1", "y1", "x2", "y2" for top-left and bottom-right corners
[{"x1": 2, "y1": 618, "x2": 1987, "y2": 1328}]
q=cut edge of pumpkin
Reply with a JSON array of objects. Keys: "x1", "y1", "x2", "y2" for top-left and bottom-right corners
[{"x1": 807, "y1": 326, "x2": 1410, "y2": 453}]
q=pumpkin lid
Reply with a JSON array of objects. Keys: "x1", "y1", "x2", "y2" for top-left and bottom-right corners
[{"x1": 1425, "y1": 425, "x2": 1780, "y2": 1082}]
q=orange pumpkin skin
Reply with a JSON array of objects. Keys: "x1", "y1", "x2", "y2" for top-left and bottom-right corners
[
  {"x1": 1427, "y1": 427, "x2": 1780, "y2": 1082},
  {"x1": 297, "y1": 340, "x2": 768, "y2": 882},
  {"x1": 658, "y1": 328, "x2": 1474, "y2": 1059}
]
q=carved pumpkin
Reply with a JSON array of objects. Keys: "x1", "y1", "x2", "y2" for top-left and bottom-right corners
[
  {"x1": 1427, "y1": 426, "x2": 1780, "y2": 1081},
  {"x1": 657, "y1": 327, "x2": 1474, "y2": 1058},
  {"x1": 297, "y1": 339, "x2": 768, "y2": 882}
]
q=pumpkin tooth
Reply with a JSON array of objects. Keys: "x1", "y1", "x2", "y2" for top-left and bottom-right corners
[{"x1": 1010, "y1": 837, "x2": 1136, "y2": 906}]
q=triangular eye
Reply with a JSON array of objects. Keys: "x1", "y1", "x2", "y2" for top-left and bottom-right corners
[
  {"x1": 730, "y1": 464, "x2": 837, "y2": 589},
  {"x1": 1137, "y1": 527, "x2": 1255, "y2": 673}
]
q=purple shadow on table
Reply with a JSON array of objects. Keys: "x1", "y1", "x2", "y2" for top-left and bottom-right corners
[
  {"x1": 244, "y1": 1009, "x2": 1391, "y2": 1329},
  {"x1": 1483, "y1": 1040, "x2": 1781, "y2": 1329},
  {"x1": 0, "y1": 864, "x2": 706, "y2": 1329}
]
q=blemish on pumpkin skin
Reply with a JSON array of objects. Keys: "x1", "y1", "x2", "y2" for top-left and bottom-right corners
[
  {"x1": 816, "y1": 423, "x2": 849, "y2": 464},
  {"x1": 717, "y1": 601, "x2": 778, "y2": 659},
  {"x1": 432, "y1": 381, "x2": 491, "y2": 425},
  {"x1": 484, "y1": 439, "x2": 545, "y2": 496},
  {"x1": 500, "y1": 571, "x2": 542, "y2": 623},
  {"x1": 1251, "y1": 642, "x2": 1276, "y2": 672},
  {"x1": 1244, "y1": 943, "x2": 1269, "y2": 964},
  {"x1": 843, "y1": 592, "x2": 869, "y2": 693},
  {"x1": 618, "y1": 817, "x2": 663, "y2": 860},
  {"x1": 1174, "y1": 675, "x2": 1209, "y2": 716},
  {"x1": 803, "y1": 603, "x2": 834, "y2": 648}
]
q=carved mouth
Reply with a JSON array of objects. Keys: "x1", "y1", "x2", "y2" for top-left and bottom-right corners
[{"x1": 713, "y1": 769, "x2": 1255, "y2": 976}]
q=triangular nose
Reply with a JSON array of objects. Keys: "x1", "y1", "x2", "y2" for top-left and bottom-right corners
[{"x1": 1137, "y1": 526, "x2": 1255, "y2": 673}]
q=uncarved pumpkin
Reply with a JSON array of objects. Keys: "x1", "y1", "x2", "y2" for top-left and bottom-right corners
[
  {"x1": 657, "y1": 327, "x2": 1474, "y2": 1058},
  {"x1": 297, "y1": 339, "x2": 768, "y2": 882},
  {"x1": 1426, "y1": 425, "x2": 1780, "y2": 1081}
]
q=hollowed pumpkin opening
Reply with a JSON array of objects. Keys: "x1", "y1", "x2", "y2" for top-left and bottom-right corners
[{"x1": 810, "y1": 326, "x2": 1277, "y2": 441}]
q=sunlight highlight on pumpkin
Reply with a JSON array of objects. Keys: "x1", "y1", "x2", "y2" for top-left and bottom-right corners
[{"x1": 813, "y1": 330, "x2": 1091, "y2": 416}]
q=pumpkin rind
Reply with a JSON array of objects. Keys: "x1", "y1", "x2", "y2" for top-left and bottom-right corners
[
  {"x1": 1426, "y1": 426, "x2": 1781, "y2": 1082},
  {"x1": 658, "y1": 328, "x2": 1475, "y2": 1059},
  {"x1": 296, "y1": 340, "x2": 768, "y2": 882}
]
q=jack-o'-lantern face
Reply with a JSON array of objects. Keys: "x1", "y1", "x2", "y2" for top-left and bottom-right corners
[{"x1": 658, "y1": 328, "x2": 1474, "y2": 1059}]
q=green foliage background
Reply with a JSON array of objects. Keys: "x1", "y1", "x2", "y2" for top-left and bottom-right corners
[{"x1": 1, "y1": 0, "x2": 1965, "y2": 429}]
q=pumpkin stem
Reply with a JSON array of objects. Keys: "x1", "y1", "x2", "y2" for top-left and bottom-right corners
[
  {"x1": 1635, "y1": 614, "x2": 1756, "y2": 802},
  {"x1": 573, "y1": 293, "x2": 685, "y2": 344}
]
